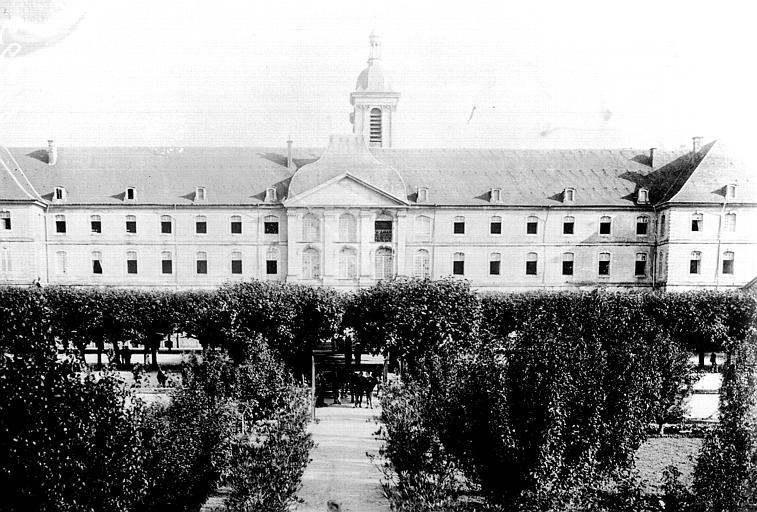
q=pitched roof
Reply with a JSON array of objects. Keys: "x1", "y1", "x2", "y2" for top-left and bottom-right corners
[{"x1": 0, "y1": 146, "x2": 43, "y2": 201}]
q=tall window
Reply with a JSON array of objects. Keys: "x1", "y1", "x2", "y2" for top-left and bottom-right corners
[
  {"x1": 599, "y1": 216, "x2": 612, "y2": 235},
  {"x1": 415, "y1": 216, "x2": 431, "y2": 242},
  {"x1": 369, "y1": 108, "x2": 382, "y2": 144},
  {"x1": 161, "y1": 215, "x2": 172, "y2": 234},
  {"x1": 55, "y1": 214, "x2": 66, "y2": 233},
  {"x1": 375, "y1": 248, "x2": 393, "y2": 280},
  {"x1": 196, "y1": 215, "x2": 207, "y2": 234},
  {"x1": 635, "y1": 253, "x2": 647, "y2": 276},
  {"x1": 453, "y1": 252, "x2": 465, "y2": 275},
  {"x1": 722, "y1": 251, "x2": 734, "y2": 275},
  {"x1": 264, "y1": 215, "x2": 279, "y2": 235},
  {"x1": 196, "y1": 251, "x2": 208, "y2": 274},
  {"x1": 636, "y1": 216, "x2": 649, "y2": 235},
  {"x1": 490, "y1": 216, "x2": 502, "y2": 235},
  {"x1": 563, "y1": 216, "x2": 575, "y2": 235},
  {"x1": 564, "y1": 188, "x2": 576, "y2": 202},
  {"x1": 690, "y1": 251, "x2": 701, "y2": 274},
  {"x1": 126, "y1": 251, "x2": 138, "y2": 274},
  {"x1": 56, "y1": 251, "x2": 67, "y2": 274},
  {"x1": 414, "y1": 249, "x2": 430, "y2": 279},
  {"x1": 230, "y1": 215, "x2": 242, "y2": 234},
  {"x1": 339, "y1": 247, "x2": 357, "y2": 279},
  {"x1": 92, "y1": 251, "x2": 102, "y2": 274},
  {"x1": 231, "y1": 251, "x2": 243, "y2": 274},
  {"x1": 375, "y1": 218, "x2": 393, "y2": 242},
  {"x1": 526, "y1": 252, "x2": 538, "y2": 275},
  {"x1": 303, "y1": 214, "x2": 320, "y2": 242},
  {"x1": 125, "y1": 215, "x2": 137, "y2": 234},
  {"x1": 90, "y1": 215, "x2": 101, "y2": 234},
  {"x1": 339, "y1": 214, "x2": 357, "y2": 242},
  {"x1": 54, "y1": 187, "x2": 65, "y2": 201},
  {"x1": 266, "y1": 247, "x2": 278, "y2": 275},
  {"x1": 302, "y1": 248, "x2": 321, "y2": 280},
  {"x1": 126, "y1": 187, "x2": 136, "y2": 201},
  {"x1": 726, "y1": 184, "x2": 737, "y2": 199},
  {"x1": 691, "y1": 213, "x2": 703, "y2": 232},
  {"x1": 1, "y1": 211, "x2": 11, "y2": 230},
  {"x1": 526, "y1": 215, "x2": 538, "y2": 235},
  {"x1": 0, "y1": 247, "x2": 10, "y2": 274},
  {"x1": 660, "y1": 214, "x2": 666, "y2": 237},
  {"x1": 161, "y1": 251, "x2": 173, "y2": 274},
  {"x1": 598, "y1": 252, "x2": 611, "y2": 276},
  {"x1": 453, "y1": 216, "x2": 465, "y2": 234},
  {"x1": 489, "y1": 253, "x2": 501, "y2": 275},
  {"x1": 194, "y1": 186, "x2": 206, "y2": 202},
  {"x1": 562, "y1": 252, "x2": 574, "y2": 276},
  {"x1": 724, "y1": 212, "x2": 736, "y2": 232}
]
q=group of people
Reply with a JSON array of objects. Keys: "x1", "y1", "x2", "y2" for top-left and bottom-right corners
[{"x1": 315, "y1": 368, "x2": 381, "y2": 408}]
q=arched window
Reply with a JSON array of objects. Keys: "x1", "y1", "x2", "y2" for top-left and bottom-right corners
[
  {"x1": 230, "y1": 215, "x2": 242, "y2": 234},
  {"x1": 563, "y1": 216, "x2": 575, "y2": 235},
  {"x1": 490, "y1": 216, "x2": 502, "y2": 235},
  {"x1": 126, "y1": 251, "x2": 138, "y2": 274},
  {"x1": 635, "y1": 253, "x2": 647, "y2": 276},
  {"x1": 160, "y1": 215, "x2": 172, "y2": 234},
  {"x1": 303, "y1": 214, "x2": 320, "y2": 242},
  {"x1": 375, "y1": 248, "x2": 393, "y2": 280},
  {"x1": 414, "y1": 249, "x2": 430, "y2": 279},
  {"x1": 196, "y1": 251, "x2": 208, "y2": 274},
  {"x1": 689, "y1": 251, "x2": 701, "y2": 274},
  {"x1": 264, "y1": 215, "x2": 279, "y2": 235},
  {"x1": 265, "y1": 247, "x2": 278, "y2": 275},
  {"x1": 302, "y1": 248, "x2": 321, "y2": 280},
  {"x1": 92, "y1": 251, "x2": 102, "y2": 274},
  {"x1": 636, "y1": 215, "x2": 649, "y2": 235},
  {"x1": 453, "y1": 252, "x2": 465, "y2": 275},
  {"x1": 415, "y1": 215, "x2": 432, "y2": 242},
  {"x1": 370, "y1": 108, "x2": 382, "y2": 144},
  {"x1": 526, "y1": 215, "x2": 538, "y2": 235},
  {"x1": 564, "y1": 188, "x2": 575, "y2": 202},
  {"x1": 722, "y1": 251, "x2": 734, "y2": 275},
  {"x1": 339, "y1": 213, "x2": 357, "y2": 242},
  {"x1": 490, "y1": 188, "x2": 502, "y2": 203},
  {"x1": 161, "y1": 251, "x2": 173, "y2": 274},
  {"x1": 599, "y1": 216, "x2": 612, "y2": 235},
  {"x1": 526, "y1": 252, "x2": 538, "y2": 275},
  {"x1": 562, "y1": 252, "x2": 574, "y2": 276},
  {"x1": 231, "y1": 251, "x2": 243, "y2": 274},
  {"x1": 125, "y1": 215, "x2": 137, "y2": 234},
  {"x1": 598, "y1": 252, "x2": 611, "y2": 276},
  {"x1": 195, "y1": 215, "x2": 207, "y2": 234},
  {"x1": 726, "y1": 183, "x2": 737, "y2": 199},
  {"x1": 55, "y1": 214, "x2": 66, "y2": 233},
  {"x1": 339, "y1": 247, "x2": 357, "y2": 279},
  {"x1": 56, "y1": 251, "x2": 67, "y2": 274},
  {"x1": 90, "y1": 215, "x2": 101, "y2": 234},
  {"x1": 724, "y1": 212, "x2": 736, "y2": 232},
  {"x1": 489, "y1": 252, "x2": 501, "y2": 275},
  {"x1": 691, "y1": 213, "x2": 703, "y2": 232}
]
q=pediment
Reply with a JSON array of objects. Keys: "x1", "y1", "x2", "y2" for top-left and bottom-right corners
[{"x1": 284, "y1": 173, "x2": 407, "y2": 207}]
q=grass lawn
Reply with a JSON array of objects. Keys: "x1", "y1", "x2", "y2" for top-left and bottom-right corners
[{"x1": 635, "y1": 437, "x2": 703, "y2": 492}]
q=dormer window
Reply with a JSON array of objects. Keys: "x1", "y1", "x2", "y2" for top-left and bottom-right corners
[
  {"x1": 417, "y1": 187, "x2": 429, "y2": 203},
  {"x1": 265, "y1": 187, "x2": 277, "y2": 202},
  {"x1": 53, "y1": 187, "x2": 66, "y2": 202},
  {"x1": 563, "y1": 188, "x2": 576, "y2": 202},
  {"x1": 194, "y1": 186, "x2": 207, "y2": 202},
  {"x1": 637, "y1": 187, "x2": 649, "y2": 204},
  {"x1": 490, "y1": 188, "x2": 502, "y2": 203},
  {"x1": 125, "y1": 187, "x2": 136, "y2": 202},
  {"x1": 725, "y1": 183, "x2": 737, "y2": 199}
]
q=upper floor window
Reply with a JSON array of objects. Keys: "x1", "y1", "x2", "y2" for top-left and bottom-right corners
[
  {"x1": 724, "y1": 212, "x2": 736, "y2": 232},
  {"x1": 303, "y1": 214, "x2": 320, "y2": 242},
  {"x1": 563, "y1": 188, "x2": 575, "y2": 202},
  {"x1": 637, "y1": 188, "x2": 649, "y2": 204},
  {"x1": 691, "y1": 213, "x2": 703, "y2": 232},
  {"x1": 689, "y1": 251, "x2": 701, "y2": 274},
  {"x1": 230, "y1": 215, "x2": 242, "y2": 234},
  {"x1": 417, "y1": 187, "x2": 429, "y2": 203},
  {"x1": 599, "y1": 216, "x2": 612, "y2": 235},
  {"x1": 339, "y1": 213, "x2": 357, "y2": 242},
  {"x1": 453, "y1": 216, "x2": 465, "y2": 235},
  {"x1": 415, "y1": 215, "x2": 431, "y2": 242},
  {"x1": 562, "y1": 252, "x2": 574, "y2": 276},
  {"x1": 526, "y1": 252, "x2": 538, "y2": 275},
  {"x1": 0, "y1": 211, "x2": 10, "y2": 230},
  {"x1": 126, "y1": 251, "x2": 138, "y2": 274},
  {"x1": 660, "y1": 214, "x2": 666, "y2": 237},
  {"x1": 636, "y1": 216, "x2": 649, "y2": 235},
  {"x1": 194, "y1": 186, "x2": 207, "y2": 202},
  {"x1": 266, "y1": 247, "x2": 278, "y2": 276},
  {"x1": 302, "y1": 248, "x2": 321, "y2": 280},
  {"x1": 369, "y1": 108, "x2": 382, "y2": 145},
  {"x1": 264, "y1": 187, "x2": 277, "y2": 202},
  {"x1": 339, "y1": 247, "x2": 357, "y2": 279},
  {"x1": 231, "y1": 251, "x2": 243, "y2": 274},
  {"x1": 453, "y1": 252, "x2": 465, "y2": 275},
  {"x1": 490, "y1": 188, "x2": 503, "y2": 203},
  {"x1": 125, "y1": 215, "x2": 137, "y2": 234},
  {"x1": 563, "y1": 216, "x2": 575, "y2": 235},
  {"x1": 55, "y1": 251, "x2": 67, "y2": 275},
  {"x1": 92, "y1": 251, "x2": 103, "y2": 274},
  {"x1": 125, "y1": 187, "x2": 136, "y2": 201},
  {"x1": 722, "y1": 251, "x2": 734, "y2": 274},
  {"x1": 55, "y1": 214, "x2": 66, "y2": 233},
  {"x1": 160, "y1": 215, "x2": 172, "y2": 234},
  {"x1": 414, "y1": 249, "x2": 430, "y2": 279},
  {"x1": 598, "y1": 252, "x2": 611, "y2": 276},
  {"x1": 375, "y1": 218, "x2": 393, "y2": 242},
  {"x1": 489, "y1": 253, "x2": 501, "y2": 275},
  {"x1": 635, "y1": 253, "x2": 647, "y2": 276},
  {"x1": 195, "y1": 215, "x2": 207, "y2": 234},
  {"x1": 196, "y1": 251, "x2": 208, "y2": 274},
  {"x1": 264, "y1": 215, "x2": 279, "y2": 235},
  {"x1": 490, "y1": 216, "x2": 502, "y2": 235},
  {"x1": 375, "y1": 247, "x2": 393, "y2": 280},
  {"x1": 90, "y1": 215, "x2": 101, "y2": 234},
  {"x1": 161, "y1": 251, "x2": 173, "y2": 274},
  {"x1": 526, "y1": 215, "x2": 538, "y2": 235},
  {"x1": 53, "y1": 186, "x2": 66, "y2": 202},
  {"x1": 725, "y1": 183, "x2": 737, "y2": 199}
]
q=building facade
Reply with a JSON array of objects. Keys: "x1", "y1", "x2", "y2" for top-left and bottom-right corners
[{"x1": 1, "y1": 34, "x2": 755, "y2": 291}]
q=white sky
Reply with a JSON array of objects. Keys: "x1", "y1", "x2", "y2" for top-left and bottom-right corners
[{"x1": 2, "y1": 0, "x2": 756, "y2": 156}]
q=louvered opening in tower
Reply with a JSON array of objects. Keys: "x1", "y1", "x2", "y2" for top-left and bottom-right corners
[{"x1": 370, "y1": 108, "x2": 382, "y2": 144}]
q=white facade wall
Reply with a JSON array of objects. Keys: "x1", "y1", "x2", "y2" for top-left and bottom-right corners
[{"x1": 0, "y1": 203, "x2": 47, "y2": 285}]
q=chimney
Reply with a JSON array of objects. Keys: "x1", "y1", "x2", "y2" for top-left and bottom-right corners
[
  {"x1": 286, "y1": 137, "x2": 294, "y2": 169},
  {"x1": 692, "y1": 136, "x2": 703, "y2": 153},
  {"x1": 47, "y1": 140, "x2": 57, "y2": 166},
  {"x1": 649, "y1": 147, "x2": 656, "y2": 167}
]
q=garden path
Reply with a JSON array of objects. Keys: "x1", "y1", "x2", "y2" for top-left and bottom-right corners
[{"x1": 291, "y1": 403, "x2": 390, "y2": 512}]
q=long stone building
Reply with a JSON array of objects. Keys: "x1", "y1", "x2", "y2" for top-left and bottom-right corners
[{"x1": 1, "y1": 32, "x2": 755, "y2": 291}]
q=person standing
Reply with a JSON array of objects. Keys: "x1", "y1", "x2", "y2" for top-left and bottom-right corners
[{"x1": 710, "y1": 351, "x2": 718, "y2": 373}]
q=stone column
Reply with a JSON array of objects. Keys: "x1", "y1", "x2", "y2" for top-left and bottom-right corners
[
  {"x1": 359, "y1": 211, "x2": 373, "y2": 284},
  {"x1": 323, "y1": 212, "x2": 338, "y2": 282},
  {"x1": 395, "y1": 210, "x2": 407, "y2": 276},
  {"x1": 286, "y1": 211, "x2": 300, "y2": 282}
]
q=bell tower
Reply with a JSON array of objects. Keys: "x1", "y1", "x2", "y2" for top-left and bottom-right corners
[{"x1": 350, "y1": 30, "x2": 400, "y2": 148}]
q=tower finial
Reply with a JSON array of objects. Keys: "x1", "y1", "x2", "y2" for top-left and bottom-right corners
[{"x1": 368, "y1": 27, "x2": 381, "y2": 64}]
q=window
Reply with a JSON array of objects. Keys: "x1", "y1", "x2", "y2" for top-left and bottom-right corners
[
  {"x1": 724, "y1": 212, "x2": 736, "y2": 232},
  {"x1": 453, "y1": 216, "x2": 465, "y2": 234},
  {"x1": 415, "y1": 216, "x2": 431, "y2": 242},
  {"x1": 660, "y1": 214, "x2": 666, "y2": 237},
  {"x1": 230, "y1": 215, "x2": 242, "y2": 234},
  {"x1": 563, "y1": 216, "x2": 575, "y2": 235},
  {"x1": 490, "y1": 216, "x2": 502, "y2": 235},
  {"x1": 92, "y1": 251, "x2": 102, "y2": 274},
  {"x1": 161, "y1": 251, "x2": 172, "y2": 274},
  {"x1": 0, "y1": 247, "x2": 10, "y2": 274},
  {"x1": 266, "y1": 247, "x2": 278, "y2": 275},
  {"x1": 303, "y1": 214, "x2": 320, "y2": 242},
  {"x1": 636, "y1": 216, "x2": 649, "y2": 235},
  {"x1": 490, "y1": 188, "x2": 502, "y2": 203},
  {"x1": 126, "y1": 187, "x2": 136, "y2": 201},
  {"x1": 339, "y1": 214, "x2": 357, "y2": 242},
  {"x1": 194, "y1": 187, "x2": 207, "y2": 202},
  {"x1": 598, "y1": 252, "x2": 611, "y2": 276},
  {"x1": 125, "y1": 215, "x2": 137, "y2": 234},
  {"x1": 635, "y1": 253, "x2": 647, "y2": 276},
  {"x1": 489, "y1": 253, "x2": 501, "y2": 275},
  {"x1": 264, "y1": 187, "x2": 277, "y2": 202},
  {"x1": 302, "y1": 248, "x2": 321, "y2": 280},
  {"x1": 564, "y1": 188, "x2": 575, "y2": 202},
  {"x1": 160, "y1": 215, "x2": 172, "y2": 234},
  {"x1": 375, "y1": 248, "x2": 393, "y2": 280},
  {"x1": 369, "y1": 107, "x2": 382, "y2": 144},
  {"x1": 637, "y1": 188, "x2": 649, "y2": 204},
  {"x1": 339, "y1": 247, "x2": 357, "y2": 279},
  {"x1": 90, "y1": 215, "x2": 101, "y2": 234},
  {"x1": 56, "y1": 251, "x2": 67, "y2": 275},
  {"x1": 196, "y1": 251, "x2": 208, "y2": 274},
  {"x1": 526, "y1": 216, "x2": 538, "y2": 235},
  {"x1": 414, "y1": 249, "x2": 430, "y2": 279},
  {"x1": 562, "y1": 252, "x2": 574, "y2": 276},
  {"x1": 689, "y1": 251, "x2": 701, "y2": 274},
  {"x1": 231, "y1": 251, "x2": 242, "y2": 274},
  {"x1": 691, "y1": 213, "x2": 703, "y2": 232},
  {"x1": 196, "y1": 215, "x2": 207, "y2": 234},
  {"x1": 126, "y1": 251, "x2": 138, "y2": 274},
  {"x1": 0, "y1": 211, "x2": 10, "y2": 230},
  {"x1": 453, "y1": 252, "x2": 465, "y2": 275},
  {"x1": 375, "y1": 219, "x2": 392, "y2": 242},
  {"x1": 526, "y1": 252, "x2": 538, "y2": 275},
  {"x1": 417, "y1": 187, "x2": 428, "y2": 203},
  {"x1": 55, "y1": 214, "x2": 66, "y2": 233},
  {"x1": 722, "y1": 251, "x2": 734, "y2": 274},
  {"x1": 726, "y1": 184, "x2": 737, "y2": 199},
  {"x1": 599, "y1": 216, "x2": 611, "y2": 235},
  {"x1": 264, "y1": 215, "x2": 279, "y2": 235},
  {"x1": 54, "y1": 187, "x2": 66, "y2": 201}
]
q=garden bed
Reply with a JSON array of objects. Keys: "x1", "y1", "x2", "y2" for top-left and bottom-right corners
[{"x1": 635, "y1": 437, "x2": 703, "y2": 493}]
